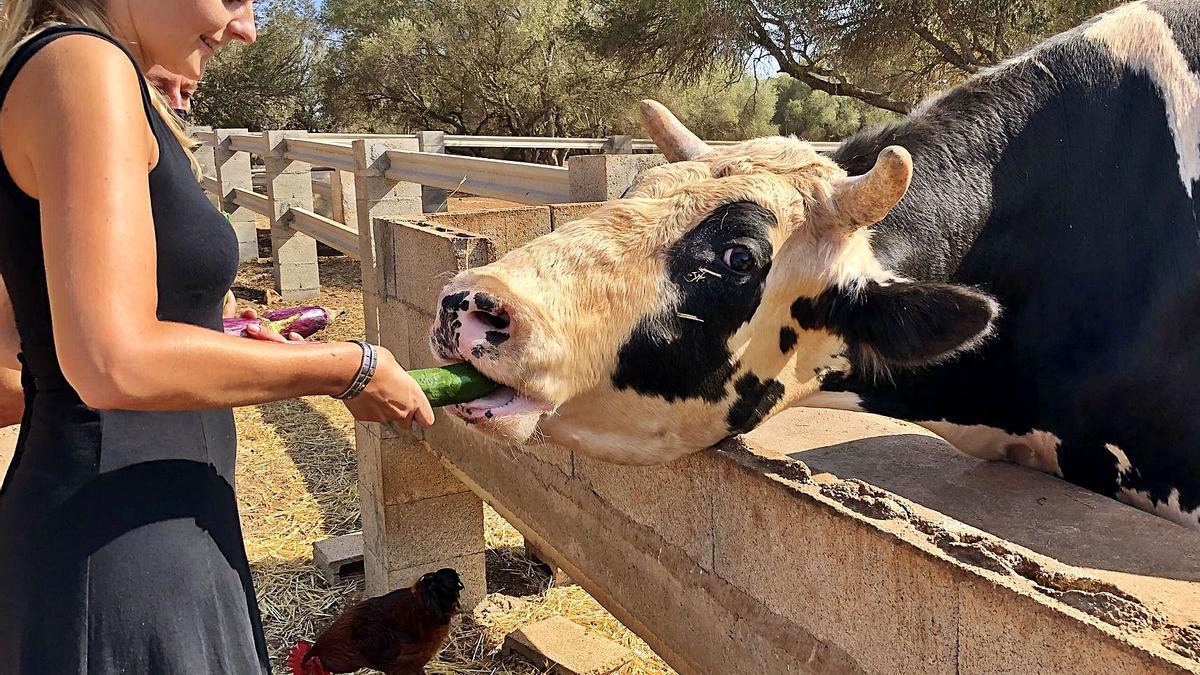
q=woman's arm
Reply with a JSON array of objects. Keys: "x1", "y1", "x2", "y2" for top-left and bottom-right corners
[
  {"x1": 3, "y1": 36, "x2": 430, "y2": 426},
  {"x1": 0, "y1": 276, "x2": 24, "y2": 426}
]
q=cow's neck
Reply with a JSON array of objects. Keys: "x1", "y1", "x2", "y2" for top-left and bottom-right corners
[{"x1": 831, "y1": 73, "x2": 1049, "y2": 283}]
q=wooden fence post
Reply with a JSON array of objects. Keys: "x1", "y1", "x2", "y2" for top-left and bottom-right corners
[
  {"x1": 262, "y1": 130, "x2": 320, "y2": 301},
  {"x1": 212, "y1": 128, "x2": 259, "y2": 262}
]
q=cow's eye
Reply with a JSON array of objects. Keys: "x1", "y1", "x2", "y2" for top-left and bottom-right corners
[{"x1": 722, "y1": 246, "x2": 755, "y2": 273}]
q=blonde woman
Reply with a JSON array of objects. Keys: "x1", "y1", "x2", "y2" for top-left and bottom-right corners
[{"x1": 0, "y1": 1, "x2": 434, "y2": 672}]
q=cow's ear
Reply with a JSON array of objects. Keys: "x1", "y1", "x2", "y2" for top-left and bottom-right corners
[
  {"x1": 847, "y1": 281, "x2": 999, "y2": 366},
  {"x1": 794, "y1": 281, "x2": 1000, "y2": 368}
]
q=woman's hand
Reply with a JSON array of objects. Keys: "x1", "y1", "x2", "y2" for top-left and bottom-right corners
[
  {"x1": 239, "y1": 309, "x2": 304, "y2": 343},
  {"x1": 340, "y1": 346, "x2": 435, "y2": 429}
]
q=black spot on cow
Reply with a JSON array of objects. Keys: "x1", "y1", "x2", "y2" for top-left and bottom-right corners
[
  {"x1": 612, "y1": 201, "x2": 776, "y2": 402},
  {"x1": 473, "y1": 292, "x2": 501, "y2": 313},
  {"x1": 726, "y1": 373, "x2": 785, "y2": 434},
  {"x1": 441, "y1": 291, "x2": 469, "y2": 312},
  {"x1": 779, "y1": 326, "x2": 798, "y2": 353},
  {"x1": 433, "y1": 291, "x2": 470, "y2": 357},
  {"x1": 485, "y1": 331, "x2": 510, "y2": 346}
]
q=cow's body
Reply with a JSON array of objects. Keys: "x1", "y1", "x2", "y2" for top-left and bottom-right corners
[
  {"x1": 822, "y1": 0, "x2": 1200, "y2": 526},
  {"x1": 430, "y1": 0, "x2": 1200, "y2": 530}
]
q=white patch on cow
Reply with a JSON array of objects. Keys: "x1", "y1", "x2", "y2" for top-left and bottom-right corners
[
  {"x1": 1085, "y1": 2, "x2": 1200, "y2": 197},
  {"x1": 793, "y1": 390, "x2": 864, "y2": 412},
  {"x1": 916, "y1": 421, "x2": 1064, "y2": 476},
  {"x1": 1105, "y1": 442, "x2": 1200, "y2": 529},
  {"x1": 1104, "y1": 442, "x2": 1134, "y2": 475},
  {"x1": 1117, "y1": 486, "x2": 1200, "y2": 530}
]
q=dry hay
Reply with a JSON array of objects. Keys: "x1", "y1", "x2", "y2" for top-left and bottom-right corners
[{"x1": 232, "y1": 252, "x2": 673, "y2": 674}]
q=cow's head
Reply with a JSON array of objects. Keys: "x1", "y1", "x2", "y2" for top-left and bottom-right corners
[{"x1": 430, "y1": 101, "x2": 999, "y2": 464}]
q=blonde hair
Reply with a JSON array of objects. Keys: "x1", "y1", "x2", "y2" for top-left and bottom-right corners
[{"x1": 0, "y1": 0, "x2": 200, "y2": 174}]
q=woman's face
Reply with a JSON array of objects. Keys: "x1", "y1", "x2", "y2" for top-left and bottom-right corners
[{"x1": 111, "y1": 0, "x2": 257, "y2": 79}]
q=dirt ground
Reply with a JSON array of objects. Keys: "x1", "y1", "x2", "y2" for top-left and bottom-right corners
[{"x1": 231, "y1": 248, "x2": 673, "y2": 674}]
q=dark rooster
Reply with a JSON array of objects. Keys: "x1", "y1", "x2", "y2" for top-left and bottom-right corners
[{"x1": 287, "y1": 568, "x2": 464, "y2": 675}]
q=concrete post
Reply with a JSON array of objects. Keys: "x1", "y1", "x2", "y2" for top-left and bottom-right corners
[
  {"x1": 329, "y1": 170, "x2": 359, "y2": 228},
  {"x1": 312, "y1": 170, "x2": 334, "y2": 219},
  {"x1": 568, "y1": 153, "x2": 668, "y2": 202},
  {"x1": 350, "y1": 138, "x2": 422, "y2": 347},
  {"x1": 604, "y1": 134, "x2": 634, "y2": 154},
  {"x1": 349, "y1": 140, "x2": 483, "y2": 602},
  {"x1": 212, "y1": 128, "x2": 259, "y2": 262},
  {"x1": 262, "y1": 130, "x2": 320, "y2": 301},
  {"x1": 416, "y1": 131, "x2": 449, "y2": 213},
  {"x1": 190, "y1": 126, "x2": 221, "y2": 210}
]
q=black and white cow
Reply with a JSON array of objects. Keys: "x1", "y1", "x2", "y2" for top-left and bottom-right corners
[{"x1": 431, "y1": 0, "x2": 1200, "y2": 529}]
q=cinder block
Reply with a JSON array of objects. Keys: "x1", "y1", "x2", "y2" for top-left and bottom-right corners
[
  {"x1": 382, "y1": 491, "x2": 485, "y2": 571},
  {"x1": 385, "y1": 550, "x2": 487, "y2": 610},
  {"x1": 549, "y1": 202, "x2": 603, "y2": 230},
  {"x1": 378, "y1": 430, "x2": 468, "y2": 506},
  {"x1": 313, "y1": 532, "x2": 365, "y2": 583},
  {"x1": 387, "y1": 220, "x2": 495, "y2": 313},
  {"x1": 402, "y1": 303, "x2": 437, "y2": 370},
  {"x1": 710, "y1": 455, "x2": 961, "y2": 674},
  {"x1": 355, "y1": 421, "x2": 382, "y2": 500},
  {"x1": 375, "y1": 297, "x2": 409, "y2": 362},
  {"x1": 567, "y1": 154, "x2": 667, "y2": 202},
  {"x1": 503, "y1": 616, "x2": 632, "y2": 675},
  {"x1": 426, "y1": 205, "x2": 551, "y2": 255},
  {"x1": 572, "y1": 451, "x2": 716, "y2": 570}
]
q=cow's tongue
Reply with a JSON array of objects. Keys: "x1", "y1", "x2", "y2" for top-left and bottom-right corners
[{"x1": 458, "y1": 386, "x2": 518, "y2": 412}]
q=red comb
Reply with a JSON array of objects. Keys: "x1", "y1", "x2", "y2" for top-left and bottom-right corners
[{"x1": 285, "y1": 640, "x2": 329, "y2": 675}]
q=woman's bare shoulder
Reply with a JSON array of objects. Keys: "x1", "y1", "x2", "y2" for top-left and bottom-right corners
[{"x1": 2, "y1": 32, "x2": 154, "y2": 188}]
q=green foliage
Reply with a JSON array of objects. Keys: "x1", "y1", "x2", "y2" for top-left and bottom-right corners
[
  {"x1": 579, "y1": 0, "x2": 1122, "y2": 113},
  {"x1": 643, "y1": 74, "x2": 780, "y2": 141},
  {"x1": 772, "y1": 76, "x2": 899, "y2": 141},
  {"x1": 191, "y1": 0, "x2": 327, "y2": 130},
  {"x1": 319, "y1": 0, "x2": 663, "y2": 150}
]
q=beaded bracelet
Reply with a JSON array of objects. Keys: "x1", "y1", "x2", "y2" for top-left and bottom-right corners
[{"x1": 333, "y1": 340, "x2": 378, "y2": 400}]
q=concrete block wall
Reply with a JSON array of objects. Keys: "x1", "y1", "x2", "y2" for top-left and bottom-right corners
[{"x1": 419, "y1": 404, "x2": 1200, "y2": 675}]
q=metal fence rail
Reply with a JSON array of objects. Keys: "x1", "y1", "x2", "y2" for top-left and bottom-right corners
[
  {"x1": 227, "y1": 133, "x2": 268, "y2": 155},
  {"x1": 230, "y1": 187, "x2": 270, "y2": 217},
  {"x1": 384, "y1": 149, "x2": 572, "y2": 204},
  {"x1": 283, "y1": 138, "x2": 357, "y2": 173},
  {"x1": 290, "y1": 208, "x2": 360, "y2": 258}
]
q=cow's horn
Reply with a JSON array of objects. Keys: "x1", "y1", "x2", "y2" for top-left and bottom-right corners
[
  {"x1": 831, "y1": 146, "x2": 913, "y2": 230},
  {"x1": 639, "y1": 100, "x2": 714, "y2": 162}
]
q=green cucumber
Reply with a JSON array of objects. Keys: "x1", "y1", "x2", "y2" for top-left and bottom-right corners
[{"x1": 409, "y1": 362, "x2": 499, "y2": 407}]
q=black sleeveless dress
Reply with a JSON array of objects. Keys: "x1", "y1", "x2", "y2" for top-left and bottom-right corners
[{"x1": 0, "y1": 26, "x2": 270, "y2": 674}]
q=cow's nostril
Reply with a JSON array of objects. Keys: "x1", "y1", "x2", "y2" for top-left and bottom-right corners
[{"x1": 471, "y1": 309, "x2": 510, "y2": 331}]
